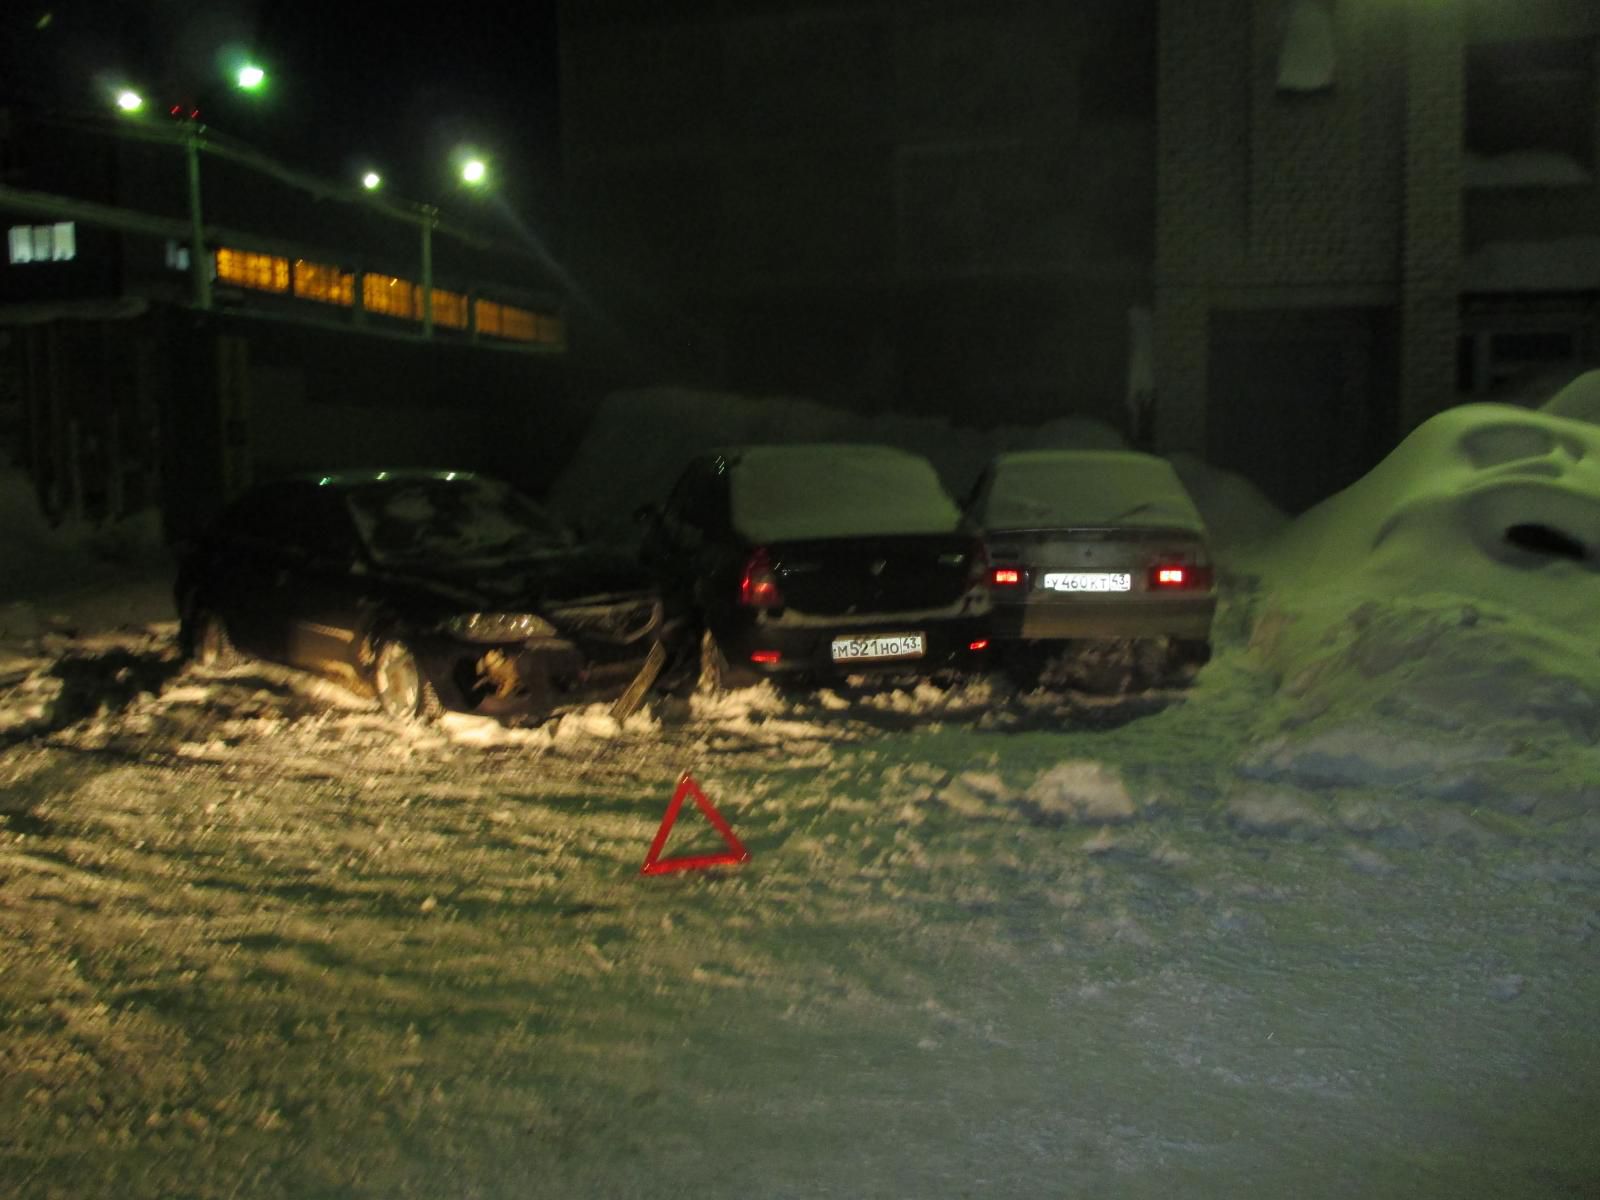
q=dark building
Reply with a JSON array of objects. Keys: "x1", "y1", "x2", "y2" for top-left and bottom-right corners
[
  {"x1": 559, "y1": 0, "x2": 1600, "y2": 512},
  {"x1": 559, "y1": 0, "x2": 1156, "y2": 431},
  {"x1": 1, "y1": 108, "x2": 574, "y2": 535}
]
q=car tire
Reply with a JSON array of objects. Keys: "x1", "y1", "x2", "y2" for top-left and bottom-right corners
[
  {"x1": 191, "y1": 610, "x2": 243, "y2": 669},
  {"x1": 373, "y1": 639, "x2": 444, "y2": 723},
  {"x1": 698, "y1": 628, "x2": 758, "y2": 693}
]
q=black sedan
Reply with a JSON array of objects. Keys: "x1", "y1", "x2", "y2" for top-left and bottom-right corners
[
  {"x1": 175, "y1": 470, "x2": 669, "y2": 723},
  {"x1": 637, "y1": 444, "x2": 991, "y2": 690}
]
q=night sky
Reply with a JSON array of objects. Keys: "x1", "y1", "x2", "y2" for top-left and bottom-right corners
[{"x1": 1, "y1": 0, "x2": 562, "y2": 221}]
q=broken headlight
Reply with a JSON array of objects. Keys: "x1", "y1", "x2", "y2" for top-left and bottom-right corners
[{"x1": 443, "y1": 612, "x2": 558, "y2": 642}]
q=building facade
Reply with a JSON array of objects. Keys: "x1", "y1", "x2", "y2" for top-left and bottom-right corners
[
  {"x1": 1159, "y1": 0, "x2": 1600, "y2": 511},
  {"x1": 559, "y1": 0, "x2": 1157, "y2": 430},
  {"x1": 1, "y1": 110, "x2": 573, "y2": 535},
  {"x1": 561, "y1": 0, "x2": 1600, "y2": 511}
]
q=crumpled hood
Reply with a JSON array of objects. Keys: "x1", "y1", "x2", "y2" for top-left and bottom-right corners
[{"x1": 378, "y1": 548, "x2": 656, "y2": 613}]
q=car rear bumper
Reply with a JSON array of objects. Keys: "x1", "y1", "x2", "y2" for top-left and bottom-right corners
[
  {"x1": 991, "y1": 595, "x2": 1216, "y2": 641},
  {"x1": 715, "y1": 615, "x2": 992, "y2": 681}
]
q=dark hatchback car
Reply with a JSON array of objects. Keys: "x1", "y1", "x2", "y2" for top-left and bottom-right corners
[
  {"x1": 966, "y1": 449, "x2": 1217, "y2": 679},
  {"x1": 637, "y1": 444, "x2": 991, "y2": 689},
  {"x1": 175, "y1": 470, "x2": 668, "y2": 722}
]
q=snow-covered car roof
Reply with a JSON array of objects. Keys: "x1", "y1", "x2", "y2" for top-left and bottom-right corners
[
  {"x1": 720, "y1": 444, "x2": 963, "y2": 542},
  {"x1": 973, "y1": 450, "x2": 1207, "y2": 532}
]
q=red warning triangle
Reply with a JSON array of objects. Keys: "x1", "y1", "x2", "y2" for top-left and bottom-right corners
[{"x1": 641, "y1": 772, "x2": 751, "y2": 875}]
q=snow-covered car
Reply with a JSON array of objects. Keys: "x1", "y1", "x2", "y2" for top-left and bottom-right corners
[
  {"x1": 175, "y1": 470, "x2": 668, "y2": 722},
  {"x1": 637, "y1": 444, "x2": 991, "y2": 689},
  {"x1": 966, "y1": 449, "x2": 1217, "y2": 676}
]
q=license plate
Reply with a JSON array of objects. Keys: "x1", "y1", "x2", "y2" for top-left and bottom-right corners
[
  {"x1": 830, "y1": 632, "x2": 926, "y2": 662},
  {"x1": 1042, "y1": 572, "x2": 1131, "y2": 593}
]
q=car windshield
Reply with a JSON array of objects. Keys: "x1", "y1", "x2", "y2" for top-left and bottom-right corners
[
  {"x1": 977, "y1": 452, "x2": 1206, "y2": 531},
  {"x1": 343, "y1": 477, "x2": 575, "y2": 566}
]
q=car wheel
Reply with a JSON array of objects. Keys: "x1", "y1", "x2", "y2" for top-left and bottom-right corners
[
  {"x1": 192, "y1": 611, "x2": 242, "y2": 669},
  {"x1": 373, "y1": 639, "x2": 444, "y2": 723},
  {"x1": 698, "y1": 628, "x2": 757, "y2": 693}
]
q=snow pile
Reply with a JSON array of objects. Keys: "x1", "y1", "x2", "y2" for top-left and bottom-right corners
[
  {"x1": 547, "y1": 387, "x2": 1128, "y2": 544},
  {"x1": 1023, "y1": 760, "x2": 1137, "y2": 824},
  {"x1": 1167, "y1": 451, "x2": 1288, "y2": 551},
  {"x1": 1541, "y1": 368, "x2": 1600, "y2": 425},
  {"x1": 1236, "y1": 401, "x2": 1600, "y2": 805},
  {"x1": 0, "y1": 467, "x2": 171, "y2": 602},
  {"x1": 1245, "y1": 402, "x2": 1600, "y2": 631}
]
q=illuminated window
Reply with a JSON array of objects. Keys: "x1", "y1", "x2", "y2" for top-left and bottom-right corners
[
  {"x1": 7, "y1": 222, "x2": 75, "y2": 263},
  {"x1": 430, "y1": 288, "x2": 469, "y2": 329},
  {"x1": 475, "y1": 299, "x2": 505, "y2": 336},
  {"x1": 502, "y1": 307, "x2": 539, "y2": 342},
  {"x1": 293, "y1": 259, "x2": 354, "y2": 307},
  {"x1": 363, "y1": 274, "x2": 419, "y2": 319},
  {"x1": 216, "y1": 247, "x2": 289, "y2": 293}
]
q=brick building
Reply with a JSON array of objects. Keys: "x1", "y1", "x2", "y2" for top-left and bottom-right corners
[
  {"x1": 561, "y1": 0, "x2": 1600, "y2": 511},
  {"x1": 1159, "y1": 0, "x2": 1600, "y2": 511}
]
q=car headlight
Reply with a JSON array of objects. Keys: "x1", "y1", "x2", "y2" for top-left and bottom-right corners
[{"x1": 443, "y1": 612, "x2": 559, "y2": 642}]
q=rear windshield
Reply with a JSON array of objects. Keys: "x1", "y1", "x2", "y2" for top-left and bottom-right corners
[
  {"x1": 974, "y1": 452, "x2": 1205, "y2": 531},
  {"x1": 344, "y1": 477, "x2": 575, "y2": 565},
  {"x1": 729, "y1": 445, "x2": 961, "y2": 542}
]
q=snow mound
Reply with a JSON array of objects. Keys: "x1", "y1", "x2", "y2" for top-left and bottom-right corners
[
  {"x1": 1023, "y1": 761, "x2": 1136, "y2": 824},
  {"x1": 1236, "y1": 723, "x2": 1507, "y2": 798},
  {"x1": 0, "y1": 467, "x2": 171, "y2": 599},
  {"x1": 1246, "y1": 402, "x2": 1600, "y2": 631},
  {"x1": 1167, "y1": 452, "x2": 1288, "y2": 551},
  {"x1": 547, "y1": 387, "x2": 1126, "y2": 544},
  {"x1": 1226, "y1": 787, "x2": 1327, "y2": 837},
  {"x1": 1542, "y1": 369, "x2": 1600, "y2": 425}
]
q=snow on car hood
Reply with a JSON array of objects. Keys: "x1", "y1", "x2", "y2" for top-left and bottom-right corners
[
  {"x1": 973, "y1": 450, "x2": 1206, "y2": 532},
  {"x1": 728, "y1": 444, "x2": 963, "y2": 542}
]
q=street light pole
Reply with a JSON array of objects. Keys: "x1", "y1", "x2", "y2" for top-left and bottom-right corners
[
  {"x1": 184, "y1": 125, "x2": 211, "y2": 310},
  {"x1": 419, "y1": 203, "x2": 437, "y2": 336}
]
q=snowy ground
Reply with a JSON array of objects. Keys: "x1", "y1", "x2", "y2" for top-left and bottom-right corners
[{"x1": 3, "y1": 388, "x2": 1600, "y2": 1198}]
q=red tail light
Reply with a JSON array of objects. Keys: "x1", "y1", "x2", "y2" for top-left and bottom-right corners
[
  {"x1": 990, "y1": 567, "x2": 1022, "y2": 587},
  {"x1": 1149, "y1": 564, "x2": 1214, "y2": 590},
  {"x1": 739, "y1": 547, "x2": 784, "y2": 609},
  {"x1": 750, "y1": 650, "x2": 781, "y2": 664},
  {"x1": 968, "y1": 638, "x2": 990, "y2": 652}
]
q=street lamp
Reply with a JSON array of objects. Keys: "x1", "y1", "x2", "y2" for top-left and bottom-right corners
[
  {"x1": 460, "y1": 157, "x2": 488, "y2": 186},
  {"x1": 361, "y1": 170, "x2": 382, "y2": 191},
  {"x1": 236, "y1": 64, "x2": 266, "y2": 91},
  {"x1": 115, "y1": 90, "x2": 144, "y2": 113}
]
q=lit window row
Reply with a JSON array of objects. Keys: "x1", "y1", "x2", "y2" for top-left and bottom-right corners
[
  {"x1": 216, "y1": 247, "x2": 289, "y2": 292},
  {"x1": 211, "y1": 244, "x2": 560, "y2": 345},
  {"x1": 8, "y1": 222, "x2": 76, "y2": 264}
]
